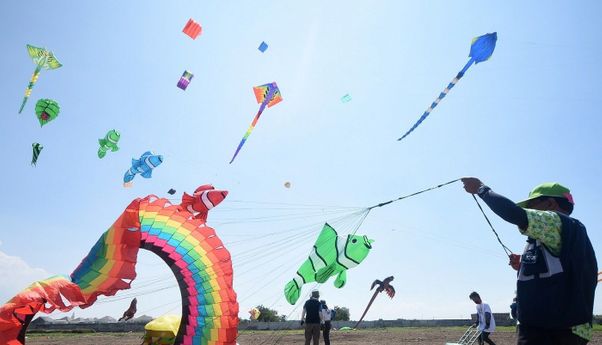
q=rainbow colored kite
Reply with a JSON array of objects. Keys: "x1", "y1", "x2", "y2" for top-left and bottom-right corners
[
  {"x1": 397, "y1": 32, "x2": 497, "y2": 141},
  {"x1": 0, "y1": 187, "x2": 238, "y2": 345},
  {"x1": 18, "y1": 45, "x2": 62, "y2": 114},
  {"x1": 229, "y1": 82, "x2": 282, "y2": 163}
]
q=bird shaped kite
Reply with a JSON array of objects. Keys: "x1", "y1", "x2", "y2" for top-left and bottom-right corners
[
  {"x1": 34, "y1": 99, "x2": 60, "y2": 127},
  {"x1": 118, "y1": 298, "x2": 137, "y2": 321},
  {"x1": 123, "y1": 151, "x2": 163, "y2": 187},
  {"x1": 18, "y1": 45, "x2": 62, "y2": 114},
  {"x1": 229, "y1": 82, "x2": 282, "y2": 163},
  {"x1": 98, "y1": 130, "x2": 120, "y2": 159},
  {"x1": 354, "y1": 276, "x2": 395, "y2": 328},
  {"x1": 397, "y1": 32, "x2": 497, "y2": 141}
]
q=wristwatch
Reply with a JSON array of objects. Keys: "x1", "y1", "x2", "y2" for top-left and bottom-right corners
[{"x1": 477, "y1": 185, "x2": 490, "y2": 196}]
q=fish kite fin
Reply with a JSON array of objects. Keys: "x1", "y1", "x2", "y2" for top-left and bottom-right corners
[
  {"x1": 141, "y1": 170, "x2": 153, "y2": 178},
  {"x1": 315, "y1": 265, "x2": 336, "y2": 284},
  {"x1": 314, "y1": 223, "x2": 338, "y2": 249},
  {"x1": 284, "y1": 279, "x2": 301, "y2": 305},
  {"x1": 98, "y1": 148, "x2": 107, "y2": 159},
  {"x1": 334, "y1": 270, "x2": 347, "y2": 288}
]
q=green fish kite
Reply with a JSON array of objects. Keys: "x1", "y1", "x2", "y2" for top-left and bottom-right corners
[
  {"x1": 19, "y1": 45, "x2": 62, "y2": 114},
  {"x1": 284, "y1": 223, "x2": 374, "y2": 305},
  {"x1": 98, "y1": 129, "x2": 120, "y2": 159}
]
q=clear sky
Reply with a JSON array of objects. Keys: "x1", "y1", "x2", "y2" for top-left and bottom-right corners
[{"x1": 1, "y1": 1, "x2": 601, "y2": 323}]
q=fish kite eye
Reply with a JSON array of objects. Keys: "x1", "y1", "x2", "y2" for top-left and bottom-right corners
[{"x1": 352, "y1": 238, "x2": 357, "y2": 243}]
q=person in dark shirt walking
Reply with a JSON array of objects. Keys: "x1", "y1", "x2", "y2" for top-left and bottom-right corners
[
  {"x1": 301, "y1": 290, "x2": 323, "y2": 345},
  {"x1": 462, "y1": 178, "x2": 597, "y2": 345}
]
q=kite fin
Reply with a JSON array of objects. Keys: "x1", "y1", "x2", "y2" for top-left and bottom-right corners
[
  {"x1": 334, "y1": 270, "x2": 347, "y2": 288},
  {"x1": 141, "y1": 170, "x2": 153, "y2": 178},
  {"x1": 315, "y1": 265, "x2": 336, "y2": 283},
  {"x1": 98, "y1": 148, "x2": 107, "y2": 159},
  {"x1": 313, "y1": 223, "x2": 338, "y2": 248},
  {"x1": 284, "y1": 279, "x2": 301, "y2": 305}
]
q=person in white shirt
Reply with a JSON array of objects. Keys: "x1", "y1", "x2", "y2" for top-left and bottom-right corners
[
  {"x1": 469, "y1": 292, "x2": 496, "y2": 345},
  {"x1": 320, "y1": 300, "x2": 333, "y2": 345}
]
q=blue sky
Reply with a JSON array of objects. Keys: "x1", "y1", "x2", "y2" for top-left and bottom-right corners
[{"x1": 1, "y1": 1, "x2": 601, "y2": 322}]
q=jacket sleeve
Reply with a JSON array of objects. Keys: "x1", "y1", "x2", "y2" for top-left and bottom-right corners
[{"x1": 478, "y1": 187, "x2": 528, "y2": 230}]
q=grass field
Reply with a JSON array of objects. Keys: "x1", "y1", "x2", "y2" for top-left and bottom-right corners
[{"x1": 25, "y1": 327, "x2": 602, "y2": 345}]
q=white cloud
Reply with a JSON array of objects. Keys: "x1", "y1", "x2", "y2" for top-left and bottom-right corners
[{"x1": 0, "y1": 250, "x2": 50, "y2": 303}]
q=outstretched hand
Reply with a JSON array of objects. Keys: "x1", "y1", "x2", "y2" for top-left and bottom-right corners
[{"x1": 461, "y1": 177, "x2": 483, "y2": 194}]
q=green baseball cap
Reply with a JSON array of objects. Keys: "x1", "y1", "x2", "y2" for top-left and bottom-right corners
[{"x1": 516, "y1": 182, "x2": 574, "y2": 208}]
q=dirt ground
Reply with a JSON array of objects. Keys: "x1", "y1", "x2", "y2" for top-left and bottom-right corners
[{"x1": 25, "y1": 328, "x2": 602, "y2": 345}]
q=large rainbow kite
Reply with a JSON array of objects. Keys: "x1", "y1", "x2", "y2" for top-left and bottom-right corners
[
  {"x1": 229, "y1": 82, "x2": 282, "y2": 164},
  {"x1": 0, "y1": 187, "x2": 238, "y2": 345}
]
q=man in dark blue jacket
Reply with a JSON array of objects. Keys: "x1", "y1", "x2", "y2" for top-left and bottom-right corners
[{"x1": 462, "y1": 178, "x2": 597, "y2": 345}]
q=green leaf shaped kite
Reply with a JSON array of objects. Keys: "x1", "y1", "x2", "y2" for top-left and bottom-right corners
[
  {"x1": 18, "y1": 45, "x2": 62, "y2": 114},
  {"x1": 284, "y1": 223, "x2": 374, "y2": 305},
  {"x1": 35, "y1": 99, "x2": 60, "y2": 127}
]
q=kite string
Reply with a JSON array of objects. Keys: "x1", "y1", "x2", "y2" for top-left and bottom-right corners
[
  {"x1": 471, "y1": 194, "x2": 513, "y2": 256},
  {"x1": 367, "y1": 178, "x2": 461, "y2": 210}
]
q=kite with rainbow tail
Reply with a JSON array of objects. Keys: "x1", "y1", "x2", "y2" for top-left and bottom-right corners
[
  {"x1": 397, "y1": 32, "x2": 497, "y2": 141},
  {"x1": 229, "y1": 82, "x2": 282, "y2": 163},
  {"x1": 18, "y1": 45, "x2": 62, "y2": 114}
]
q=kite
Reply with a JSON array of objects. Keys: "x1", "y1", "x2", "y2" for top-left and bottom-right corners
[
  {"x1": 397, "y1": 32, "x2": 497, "y2": 141},
  {"x1": 34, "y1": 99, "x2": 60, "y2": 127},
  {"x1": 284, "y1": 181, "x2": 291, "y2": 188},
  {"x1": 98, "y1": 129, "x2": 120, "y2": 159},
  {"x1": 249, "y1": 307, "x2": 261, "y2": 320},
  {"x1": 118, "y1": 298, "x2": 137, "y2": 321},
  {"x1": 182, "y1": 18, "x2": 202, "y2": 39},
  {"x1": 229, "y1": 82, "x2": 283, "y2": 163},
  {"x1": 167, "y1": 188, "x2": 176, "y2": 195},
  {"x1": 284, "y1": 223, "x2": 374, "y2": 305},
  {"x1": 123, "y1": 151, "x2": 163, "y2": 186},
  {"x1": 258, "y1": 41, "x2": 268, "y2": 53},
  {"x1": 0, "y1": 188, "x2": 238, "y2": 345},
  {"x1": 354, "y1": 276, "x2": 395, "y2": 328},
  {"x1": 18, "y1": 45, "x2": 62, "y2": 114},
  {"x1": 177, "y1": 70, "x2": 194, "y2": 90},
  {"x1": 31, "y1": 143, "x2": 43, "y2": 166},
  {"x1": 341, "y1": 94, "x2": 352, "y2": 103},
  {"x1": 180, "y1": 184, "x2": 228, "y2": 222}
]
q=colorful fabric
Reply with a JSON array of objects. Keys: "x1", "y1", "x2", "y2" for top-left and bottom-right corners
[
  {"x1": 34, "y1": 99, "x2": 60, "y2": 127},
  {"x1": 31, "y1": 143, "x2": 43, "y2": 166},
  {"x1": 0, "y1": 189, "x2": 238, "y2": 345},
  {"x1": 177, "y1": 70, "x2": 194, "y2": 90}
]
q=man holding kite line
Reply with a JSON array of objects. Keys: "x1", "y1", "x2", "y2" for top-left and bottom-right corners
[{"x1": 462, "y1": 178, "x2": 597, "y2": 345}]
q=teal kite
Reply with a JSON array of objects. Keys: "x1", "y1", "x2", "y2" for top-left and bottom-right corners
[
  {"x1": 98, "y1": 130, "x2": 120, "y2": 159},
  {"x1": 397, "y1": 32, "x2": 497, "y2": 141},
  {"x1": 18, "y1": 45, "x2": 62, "y2": 114},
  {"x1": 284, "y1": 223, "x2": 374, "y2": 305}
]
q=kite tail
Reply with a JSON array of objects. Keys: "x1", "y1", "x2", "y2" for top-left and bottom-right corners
[
  {"x1": 229, "y1": 111, "x2": 263, "y2": 164},
  {"x1": 98, "y1": 147, "x2": 107, "y2": 159},
  {"x1": 354, "y1": 289, "x2": 380, "y2": 329},
  {"x1": 18, "y1": 66, "x2": 42, "y2": 114},
  {"x1": 397, "y1": 63, "x2": 472, "y2": 141}
]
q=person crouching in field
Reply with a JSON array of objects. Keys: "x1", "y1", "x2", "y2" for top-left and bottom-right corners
[{"x1": 469, "y1": 291, "x2": 496, "y2": 345}]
